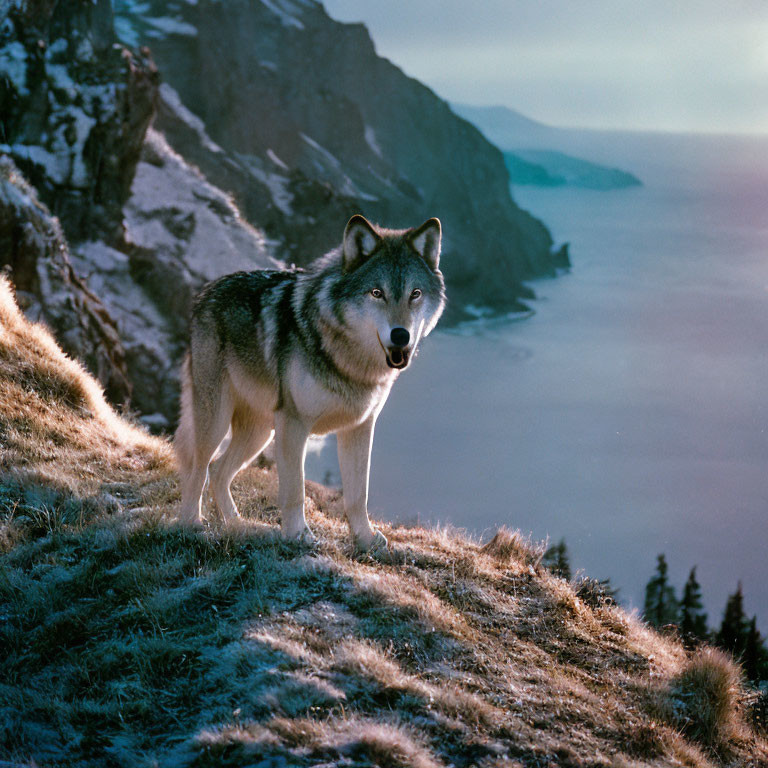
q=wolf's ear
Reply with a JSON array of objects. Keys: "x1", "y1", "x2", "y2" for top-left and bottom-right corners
[
  {"x1": 407, "y1": 218, "x2": 441, "y2": 270},
  {"x1": 343, "y1": 215, "x2": 380, "y2": 273}
]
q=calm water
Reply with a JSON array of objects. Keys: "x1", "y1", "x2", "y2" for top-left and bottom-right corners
[{"x1": 307, "y1": 131, "x2": 768, "y2": 625}]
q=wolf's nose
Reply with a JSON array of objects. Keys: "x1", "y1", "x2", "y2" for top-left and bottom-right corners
[{"x1": 390, "y1": 327, "x2": 410, "y2": 348}]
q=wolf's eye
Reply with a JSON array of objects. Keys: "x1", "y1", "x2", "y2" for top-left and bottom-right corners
[
  {"x1": 410, "y1": 289, "x2": 422, "y2": 300},
  {"x1": 370, "y1": 288, "x2": 384, "y2": 299}
]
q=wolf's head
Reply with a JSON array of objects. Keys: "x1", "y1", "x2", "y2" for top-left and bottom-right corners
[{"x1": 335, "y1": 214, "x2": 446, "y2": 371}]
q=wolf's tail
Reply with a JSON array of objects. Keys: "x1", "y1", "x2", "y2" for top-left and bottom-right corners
[{"x1": 174, "y1": 354, "x2": 196, "y2": 476}]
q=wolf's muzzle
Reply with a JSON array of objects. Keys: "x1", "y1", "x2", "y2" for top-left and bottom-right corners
[
  {"x1": 386, "y1": 326, "x2": 411, "y2": 368},
  {"x1": 377, "y1": 329, "x2": 412, "y2": 370}
]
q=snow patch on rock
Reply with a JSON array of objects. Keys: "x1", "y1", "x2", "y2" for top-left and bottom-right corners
[
  {"x1": 145, "y1": 15, "x2": 198, "y2": 37},
  {"x1": 158, "y1": 83, "x2": 223, "y2": 155},
  {"x1": 260, "y1": 0, "x2": 305, "y2": 29},
  {"x1": 0, "y1": 40, "x2": 28, "y2": 95},
  {"x1": 365, "y1": 124, "x2": 382, "y2": 158},
  {"x1": 59, "y1": 129, "x2": 280, "y2": 420},
  {"x1": 300, "y1": 133, "x2": 376, "y2": 200},
  {"x1": 237, "y1": 152, "x2": 294, "y2": 216},
  {"x1": 266, "y1": 148, "x2": 289, "y2": 171},
  {"x1": 126, "y1": 130, "x2": 276, "y2": 282}
]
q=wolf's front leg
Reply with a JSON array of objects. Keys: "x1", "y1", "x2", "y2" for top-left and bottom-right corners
[
  {"x1": 274, "y1": 410, "x2": 314, "y2": 542},
  {"x1": 337, "y1": 415, "x2": 387, "y2": 552}
]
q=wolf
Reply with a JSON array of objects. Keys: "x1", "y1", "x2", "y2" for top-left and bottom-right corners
[{"x1": 174, "y1": 215, "x2": 445, "y2": 551}]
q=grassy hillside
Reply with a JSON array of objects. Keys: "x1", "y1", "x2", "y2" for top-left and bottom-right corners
[{"x1": 1, "y1": 277, "x2": 766, "y2": 767}]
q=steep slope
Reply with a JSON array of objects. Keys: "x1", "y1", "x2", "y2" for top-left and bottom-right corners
[
  {"x1": 0, "y1": 277, "x2": 171, "y2": 503},
  {"x1": 115, "y1": 0, "x2": 568, "y2": 317},
  {"x1": 1, "y1": 282, "x2": 765, "y2": 768}
]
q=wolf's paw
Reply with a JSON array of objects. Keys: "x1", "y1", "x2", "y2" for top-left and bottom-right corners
[
  {"x1": 176, "y1": 515, "x2": 205, "y2": 531},
  {"x1": 217, "y1": 506, "x2": 242, "y2": 521},
  {"x1": 355, "y1": 529, "x2": 388, "y2": 555},
  {"x1": 218, "y1": 510, "x2": 243, "y2": 526},
  {"x1": 282, "y1": 524, "x2": 317, "y2": 546}
]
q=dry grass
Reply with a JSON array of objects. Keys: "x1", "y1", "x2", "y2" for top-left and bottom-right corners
[
  {"x1": 481, "y1": 526, "x2": 545, "y2": 570},
  {"x1": 663, "y1": 648, "x2": 752, "y2": 758},
  {"x1": 1, "y1": 281, "x2": 767, "y2": 767},
  {"x1": 0, "y1": 276, "x2": 173, "y2": 535}
]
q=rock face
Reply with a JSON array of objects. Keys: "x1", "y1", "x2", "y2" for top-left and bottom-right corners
[
  {"x1": 0, "y1": 0, "x2": 158, "y2": 242},
  {"x1": 70, "y1": 130, "x2": 279, "y2": 422},
  {"x1": 0, "y1": 156, "x2": 132, "y2": 404},
  {"x1": 115, "y1": 0, "x2": 565, "y2": 315}
]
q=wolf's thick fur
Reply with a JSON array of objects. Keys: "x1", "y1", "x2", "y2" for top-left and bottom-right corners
[{"x1": 175, "y1": 215, "x2": 445, "y2": 549}]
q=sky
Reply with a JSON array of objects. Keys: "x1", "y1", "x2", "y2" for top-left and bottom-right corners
[{"x1": 322, "y1": 0, "x2": 768, "y2": 135}]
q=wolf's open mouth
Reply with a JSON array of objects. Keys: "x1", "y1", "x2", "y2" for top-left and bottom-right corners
[
  {"x1": 376, "y1": 331, "x2": 412, "y2": 370},
  {"x1": 386, "y1": 348, "x2": 410, "y2": 369}
]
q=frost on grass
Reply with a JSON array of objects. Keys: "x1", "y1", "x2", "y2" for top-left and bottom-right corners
[{"x1": 666, "y1": 647, "x2": 748, "y2": 751}]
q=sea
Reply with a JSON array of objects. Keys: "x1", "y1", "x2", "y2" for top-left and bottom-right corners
[{"x1": 306, "y1": 130, "x2": 768, "y2": 628}]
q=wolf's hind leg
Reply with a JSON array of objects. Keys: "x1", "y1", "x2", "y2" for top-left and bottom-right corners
[
  {"x1": 210, "y1": 405, "x2": 274, "y2": 520},
  {"x1": 174, "y1": 357, "x2": 196, "y2": 481},
  {"x1": 337, "y1": 415, "x2": 387, "y2": 552},
  {"x1": 176, "y1": 376, "x2": 235, "y2": 526},
  {"x1": 274, "y1": 410, "x2": 313, "y2": 541}
]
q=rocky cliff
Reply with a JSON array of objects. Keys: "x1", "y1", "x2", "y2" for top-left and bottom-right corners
[
  {"x1": 72, "y1": 130, "x2": 279, "y2": 422},
  {"x1": 0, "y1": 155, "x2": 132, "y2": 404},
  {"x1": 1, "y1": 0, "x2": 567, "y2": 425},
  {"x1": 0, "y1": 0, "x2": 157, "y2": 242},
  {"x1": 115, "y1": 0, "x2": 567, "y2": 312}
]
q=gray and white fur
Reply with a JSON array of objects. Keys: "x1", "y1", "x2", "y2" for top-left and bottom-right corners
[{"x1": 174, "y1": 215, "x2": 446, "y2": 550}]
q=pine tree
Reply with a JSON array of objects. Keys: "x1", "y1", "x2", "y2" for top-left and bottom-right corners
[
  {"x1": 543, "y1": 538, "x2": 572, "y2": 581},
  {"x1": 643, "y1": 554, "x2": 679, "y2": 628},
  {"x1": 743, "y1": 616, "x2": 767, "y2": 683},
  {"x1": 679, "y1": 566, "x2": 708, "y2": 644},
  {"x1": 717, "y1": 581, "x2": 748, "y2": 656}
]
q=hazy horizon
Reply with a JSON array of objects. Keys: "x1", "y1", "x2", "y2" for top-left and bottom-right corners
[
  {"x1": 323, "y1": 0, "x2": 768, "y2": 136},
  {"x1": 452, "y1": 101, "x2": 768, "y2": 140}
]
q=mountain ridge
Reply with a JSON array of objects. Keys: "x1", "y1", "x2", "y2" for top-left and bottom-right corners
[
  {"x1": 452, "y1": 104, "x2": 643, "y2": 190},
  {"x1": 114, "y1": 0, "x2": 568, "y2": 314}
]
